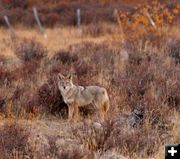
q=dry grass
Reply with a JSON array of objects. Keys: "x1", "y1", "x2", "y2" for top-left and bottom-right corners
[
  {"x1": 0, "y1": 26, "x2": 116, "y2": 58},
  {"x1": 0, "y1": 22, "x2": 179, "y2": 159}
]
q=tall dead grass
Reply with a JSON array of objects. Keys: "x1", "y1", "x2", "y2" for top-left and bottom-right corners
[{"x1": 0, "y1": 23, "x2": 179, "y2": 158}]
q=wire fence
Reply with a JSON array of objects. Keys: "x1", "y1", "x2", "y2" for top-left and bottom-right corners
[{"x1": 1, "y1": 6, "x2": 161, "y2": 40}]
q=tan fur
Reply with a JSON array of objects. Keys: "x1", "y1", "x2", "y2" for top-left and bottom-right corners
[{"x1": 57, "y1": 73, "x2": 109, "y2": 122}]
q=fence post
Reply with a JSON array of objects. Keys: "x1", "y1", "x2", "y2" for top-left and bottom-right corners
[
  {"x1": 33, "y1": 6, "x2": 47, "y2": 38},
  {"x1": 77, "y1": 8, "x2": 81, "y2": 28},
  {"x1": 4, "y1": 15, "x2": 16, "y2": 39},
  {"x1": 145, "y1": 11, "x2": 157, "y2": 30},
  {"x1": 76, "y1": 8, "x2": 82, "y2": 35}
]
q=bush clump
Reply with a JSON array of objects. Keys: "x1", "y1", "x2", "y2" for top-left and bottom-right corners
[
  {"x1": 51, "y1": 50, "x2": 78, "y2": 65},
  {"x1": 166, "y1": 38, "x2": 180, "y2": 65},
  {"x1": 15, "y1": 39, "x2": 47, "y2": 62},
  {"x1": 0, "y1": 122, "x2": 30, "y2": 158},
  {"x1": 37, "y1": 75, "x2": 68, "y2": 117}
]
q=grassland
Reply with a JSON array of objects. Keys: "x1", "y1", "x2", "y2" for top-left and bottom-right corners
[
  {"x1": 0, "y1": 0, "x2": 179, "y2": 158},
  {"x1": 0, "y1": 23, "x2": 179, "y2": 159}
]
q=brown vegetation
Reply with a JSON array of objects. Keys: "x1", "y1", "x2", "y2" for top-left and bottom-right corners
[
  {"x1": 0, "y1": 0, "x2": 179, "y2": 27},
  {"x1": 0, "y1": 1, "x2": 179, "y2": 158}
]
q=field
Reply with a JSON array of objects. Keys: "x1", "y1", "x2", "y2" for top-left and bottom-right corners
[{"x1": 0, "y1": 1, "x2": 180, "y2": 159}]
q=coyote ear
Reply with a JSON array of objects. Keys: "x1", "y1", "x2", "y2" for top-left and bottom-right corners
[
  {"x1": 58, "y1": 73, "x2": 65, "y2": 80},
  {"x1": 67, "y1": 73, "x2": 73, "y2": 80}
]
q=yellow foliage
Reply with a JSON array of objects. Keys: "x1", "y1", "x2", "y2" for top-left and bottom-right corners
[{"x1": 118, "y1": 2, "x2": 178, "y2": 30}]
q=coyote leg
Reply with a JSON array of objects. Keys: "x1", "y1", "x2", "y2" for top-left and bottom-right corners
[
  {"x1": 73, "y1": 105, "x2": 79, "y2": 122},
  {"x1": 68, "y1": 105, "x2": 74, "y2": 122}
]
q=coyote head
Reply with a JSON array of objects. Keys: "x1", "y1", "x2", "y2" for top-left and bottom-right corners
[{"x1": 57, "y1": 73, "x2": 74, "y2": 93}]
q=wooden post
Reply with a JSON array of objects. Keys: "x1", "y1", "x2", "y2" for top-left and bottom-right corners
[
  {"x1": 4, "y1": 15, "x2": 16, "y2": 39},
  {"x1": 76, "y1": 8, "x2": 82, "y2": 35},
  {"x1": 146, "y1": 11, "x2": 157, "y2": 30},
  {"x1": 33, "y1": 6, "x2": 47, "y2": 38},
  {"x1": 77, "y1": 8, "x2": 81, "y2": 28}
]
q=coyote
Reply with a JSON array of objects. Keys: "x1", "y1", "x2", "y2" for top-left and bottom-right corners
[{"x1": 57, "y1": 73, "x2": 109, "y2": 121}]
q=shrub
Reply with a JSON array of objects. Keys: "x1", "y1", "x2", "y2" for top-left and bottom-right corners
[
  {"x1": 51, "y1": 50, "x2": 78, "y2": 65},
  {"x1": 2, "y1": 0, "x2": 28, "y2": 9},
  {"x1": 47, "y1": 49, "x2": 79, "y2": 81},
  {"x1": 166, "y1": 38, "x2": 180, "y2": 65},
  {"x1": 0, "y1": 122, "x2": 30, "y2": 158},
  {"x1": 0, "y1": 67, "x2": 15, "y2": 86},
  {"x1": 75, "y1": 117, "x2": 167, "y2": 158},
  {"x1": 37, "y1": 75, "x2": 68, "y2": 117},
  {"x1": 15, "y1": 39, "x2": 47, "y2": 62},
  {"x1": 0, "y1": 97, "x2": 5, "y2": 113},
  {"x1": 12, "y1": 60, "x2": 40, "y2": 80},
  {"x1": 46, "y1": 136, "x2": 89, "y2": 159},
  {"x1": 21, "y1": 11, "x2": 36, "y2": 27},
  {"x1": 46, "y1": 12, "x2": 60, "y2": 27}
]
